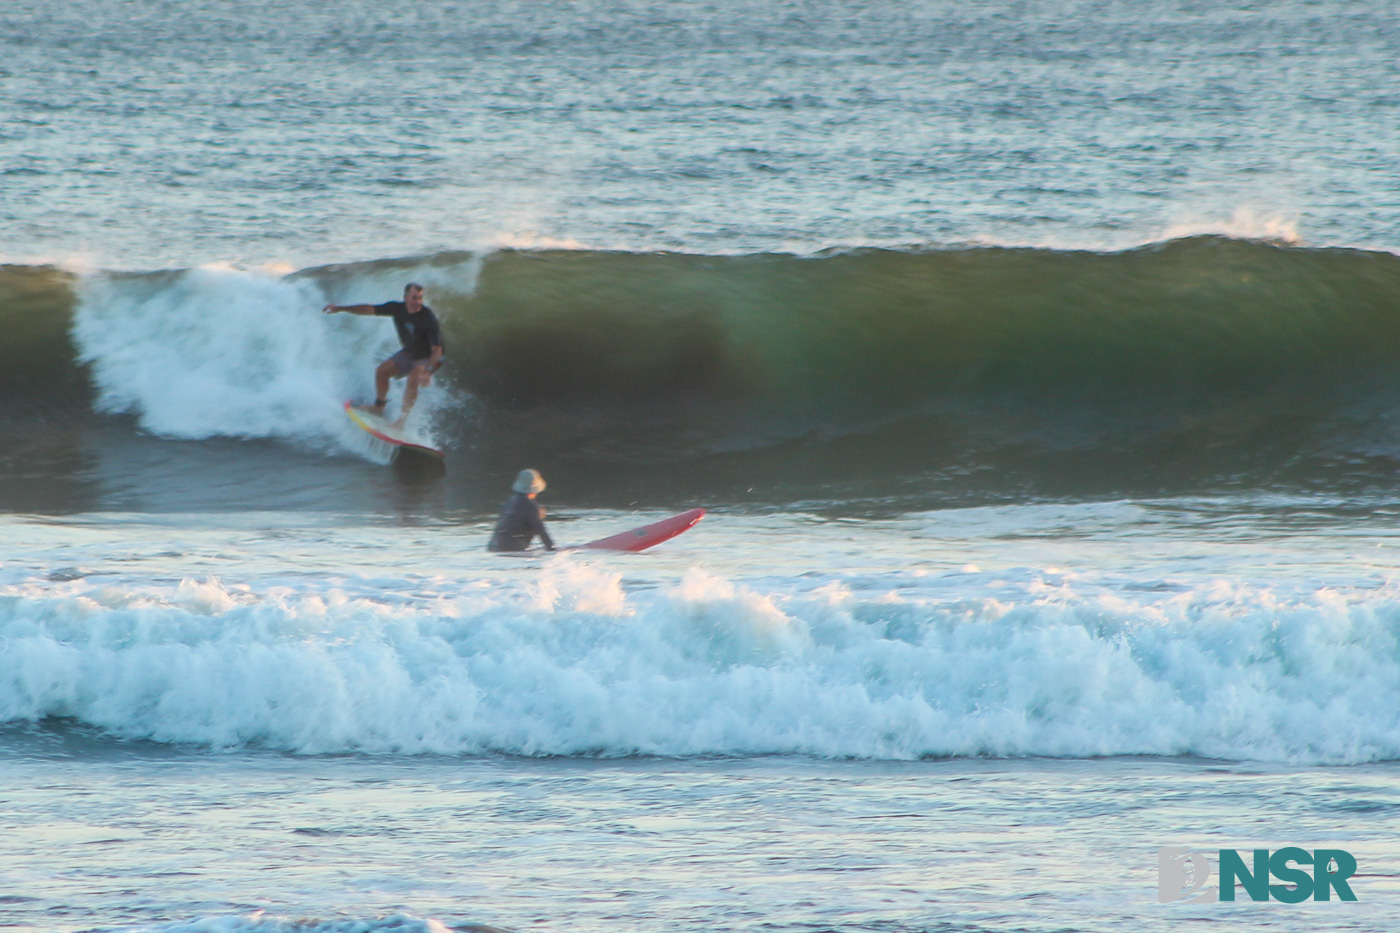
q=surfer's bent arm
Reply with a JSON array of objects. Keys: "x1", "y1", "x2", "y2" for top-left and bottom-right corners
[
  {"x1": 530, "y1": 506, "x2": 555, "y2": 551},
  {"x1": 321, "y1": 303, "x2": 377, "y2": 315}
]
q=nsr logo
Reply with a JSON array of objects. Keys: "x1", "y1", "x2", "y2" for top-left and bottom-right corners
[{"x1": 1158, "y1": 847, "x2": 1358, "y2": 903}]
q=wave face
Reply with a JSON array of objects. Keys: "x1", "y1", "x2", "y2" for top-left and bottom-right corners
[
  {"x1": 444, "y1": 237, "x2": 1400, "y2": 500},
  {"x1": 4, "y1": 565, "x2": 1399, "y2": 763},
  {"x1": 7, "y1": 236, "x2": 1400, "y2": 509},
  {"x1": 0, "y1": 265, "x2": 84, "y2": 415},
  {"x1": 456, "y1": 237, "x2": 1400, "y2": 405}
]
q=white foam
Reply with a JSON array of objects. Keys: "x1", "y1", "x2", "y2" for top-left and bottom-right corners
[
  {"x1": 73, "y1": 267, "x2": 358, "y2": 444},
  {"x1": 4, "y1": 561, "x2": 1399, "y2": 763},
  {"x1": 1160, "y1": 205, "x2": 1303, "y2": 245}
]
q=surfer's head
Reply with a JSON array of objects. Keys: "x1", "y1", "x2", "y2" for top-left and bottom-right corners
[
  {"x1": 403, "y1": 282, "x2": 425, "y2": 313},
  {"x1": 513, "y1": 468, "x2": 546, "y2": 496}
]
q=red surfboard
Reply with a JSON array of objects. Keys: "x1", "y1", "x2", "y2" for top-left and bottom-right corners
[{"x1": 580, "y1": 508, "x2": 706, "y2": 552}]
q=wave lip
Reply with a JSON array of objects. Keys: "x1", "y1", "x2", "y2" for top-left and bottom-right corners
[{"x1": 3, "y1": 567, "x2": 1397, "y2": 764}]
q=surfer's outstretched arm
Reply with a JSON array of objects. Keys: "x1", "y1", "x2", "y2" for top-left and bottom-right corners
[{"x1": 323, "y1": 303, "x2": 377, "y2": 315}]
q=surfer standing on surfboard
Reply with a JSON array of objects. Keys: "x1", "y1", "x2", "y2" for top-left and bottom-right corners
[{"x1": 323, "y1": 282, "x2": 444, "y2": 427}]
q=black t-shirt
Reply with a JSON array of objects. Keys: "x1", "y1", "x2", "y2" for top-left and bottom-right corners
[{"x1": 374, "y1": 301, "x2": 444, "y2": 360}]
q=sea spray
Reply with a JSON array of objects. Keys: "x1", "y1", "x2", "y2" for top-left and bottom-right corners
[{"x1": 72, "y1": 267, "x2": 359, "y2": 441}]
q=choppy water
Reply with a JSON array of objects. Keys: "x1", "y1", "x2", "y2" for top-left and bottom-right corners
[
  {"x1": 5, "y1": 0, "x2": 1400, "y2": 268},
  {"x1": 5, "y1": 1, "x2": 1400, "y2": 931},
  {"x1": 6, "y1": 745, "x2": 1400, "y2": 933}
]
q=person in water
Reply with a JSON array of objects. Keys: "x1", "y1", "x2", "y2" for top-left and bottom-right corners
[
  {"x1": 489, "y1": 469, "x2": 556, "y2": 552},
  {"x1": 323, "y1": 282, "x2": 444, "y2": 426}
]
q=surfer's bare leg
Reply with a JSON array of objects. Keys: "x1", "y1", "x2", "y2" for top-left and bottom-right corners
[
  {"x1": 392, "y1": 364, "x2": 434, "y2": 428},
  {"x1": 370, "y1": 359, "x2": 397, "y2": 415}
]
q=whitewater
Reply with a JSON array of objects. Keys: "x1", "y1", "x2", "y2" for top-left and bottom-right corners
[{"x1": 4, "y1": 503, "x2": 1400, "y2": 763}]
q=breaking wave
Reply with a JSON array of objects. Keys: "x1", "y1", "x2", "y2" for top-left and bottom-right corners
[
  {"x1": 3, "y1": 563, "x2": 1398, "y2": 763},
  {"x1": 6, "y1": 236, "x2": 1400, "y2": 507}
]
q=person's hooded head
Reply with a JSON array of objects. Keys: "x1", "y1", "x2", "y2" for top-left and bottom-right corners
[{"x1": 512, "y1": 468, "x2": 546, "y2": 496}]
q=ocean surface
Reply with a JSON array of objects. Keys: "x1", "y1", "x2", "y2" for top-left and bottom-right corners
[{"x1": 5, "y1": 0, "x2": 1400, "y2": 930}]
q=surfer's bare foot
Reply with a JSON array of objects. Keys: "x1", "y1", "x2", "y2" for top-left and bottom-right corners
[
  {"x1": 390, "y1": 416, "x2": 407, "y2": 430},
  {"x1": 365, "y1": 403, "x2": 386, "y2": 417}
]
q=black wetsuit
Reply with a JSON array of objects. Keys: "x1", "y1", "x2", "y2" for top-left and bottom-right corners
[
  {"x1": 374, "y1": 301, "x2": 444, "y2": 360},
  {"x1": 488, "y1": 493, "x2": 555, "y2": 552}
]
